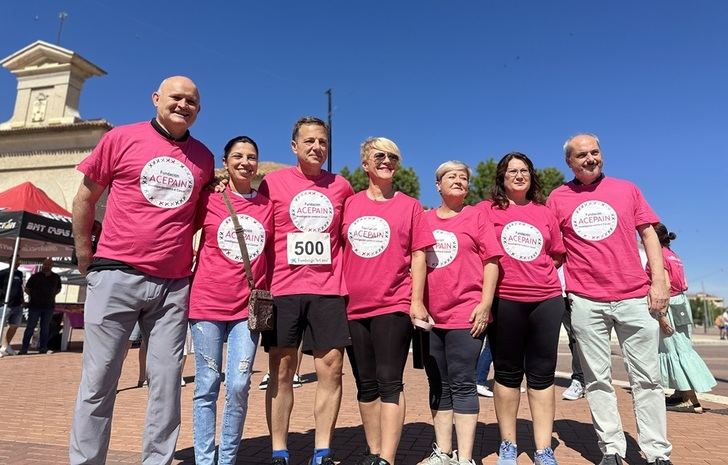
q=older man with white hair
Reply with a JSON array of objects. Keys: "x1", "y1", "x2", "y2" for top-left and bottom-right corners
[{"x1": 547, "y1": 133, "x2": 672, "y2": 465}]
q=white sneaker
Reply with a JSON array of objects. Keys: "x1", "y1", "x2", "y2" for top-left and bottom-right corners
[
  {"x1": 292, "y1": 373, "x2": 303, "y2": 388},
  {"x1": 3, "y1": 346, "x2": 17, "y2": 356},
  {"x1": 258, "y1": 372, "x2": 270, "y2": 390},
  {"x1": 562, "y1": 379, "x2": 584, "y2": 400},
  {"x1": 180, "y1": 377, "x2": 186, "y2": 387},
  {"x1": 477, "y1": 384, "x2": 494, "y2": 397}
]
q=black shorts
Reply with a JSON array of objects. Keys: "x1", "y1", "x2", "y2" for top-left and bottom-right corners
[{"x1": 262, "y1": 294, "x2": 351, "y2": 352}]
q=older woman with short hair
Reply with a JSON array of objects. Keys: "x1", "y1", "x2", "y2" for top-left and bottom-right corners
[
  {"x1": 343, "y1": 137, "x2": 435, "y2": 465},
  {"x1": 420, "y1": 160, "x2": 501, "y2": 465}
]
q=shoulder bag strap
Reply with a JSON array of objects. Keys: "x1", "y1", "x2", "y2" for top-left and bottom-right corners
[{"x1": 221, "y1": 190, "x2": 256, "y2": 290}]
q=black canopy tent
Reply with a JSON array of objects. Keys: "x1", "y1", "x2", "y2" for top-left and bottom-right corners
[{"x1": 0, "y1": 182, "x2": 76, "y2": 344}]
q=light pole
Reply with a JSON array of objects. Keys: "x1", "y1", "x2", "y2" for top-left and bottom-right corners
[{"x1": 325, "y1": 89, "x2": 332, "y2": 172}]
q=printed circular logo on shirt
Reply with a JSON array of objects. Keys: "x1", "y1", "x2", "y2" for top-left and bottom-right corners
[
  {"x1": 347, "y1": 216, "x2": 391, "y2": 258},
  {"x1": 500, "y1": 221, "x2": 543, "y2": 262},
  {"x1": 217, "y1": 214, "x2": 266, "y2": 263},
  {"x1": 571, "y1": 200, "x2": 618, "y2": 241},
  {"x1": 425, "y1": 229, "x2": 458, "y2": 269},
  {"x1": 289, "y1": 190, "x2": 334, "y2": 232},
  {"x1": 140, "y1": 156, "x2": 194, "y2": 209}
]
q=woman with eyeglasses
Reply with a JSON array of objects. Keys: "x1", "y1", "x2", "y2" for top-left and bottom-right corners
[
  {"x1": 342, "y1": 137, "x2": 435, "y2": 465},
  {"x1": 420, "y1": 160, "x2": 501, "y2": 465},
  {"x1": 188, "y1": 136, "x2": 274, "y2": 465},
  {"x1": 478, "y1": 152, "x2": 566, "y2": 465}
]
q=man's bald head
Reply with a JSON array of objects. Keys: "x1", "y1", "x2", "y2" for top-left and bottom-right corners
[{"x1": 152, "y1": 76, "x2": 201, "y2": 138}]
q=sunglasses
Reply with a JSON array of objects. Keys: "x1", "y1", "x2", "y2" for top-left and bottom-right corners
[{"x1": 371, "y1": 151, "x2": 401, "y2": 164}]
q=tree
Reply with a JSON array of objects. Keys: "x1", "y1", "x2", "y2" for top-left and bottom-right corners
[
  {"x1": 339, "y1": 166, "x2": 421, "y2": 199},
  {"x1": 688, "y1": 297, "x2": 722, "y2": 326},
  {"x1": 464, "y1": 158, "x2": 565, "y2": 205}
]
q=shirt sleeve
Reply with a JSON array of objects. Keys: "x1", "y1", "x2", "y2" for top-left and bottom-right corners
[
  {"x1": 410, "y1": 202, "x2": 436, "y2": 252},
  {"x1": 477, "y1": 209, "x2": 502, "y2": 262},
  {"x1": 77, "y1": 130, "x2": 117, "y2": 187},
  {"x1": 632, "y1": 184, "x2": 659, "y2": 227},
  {"x1": 546, "y1": 208, "x2": 566, "y2": 256}
]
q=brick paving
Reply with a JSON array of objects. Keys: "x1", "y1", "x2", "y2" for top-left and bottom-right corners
[{"x1": 1, "y1": 331, "x2": 727, "y2": 465}]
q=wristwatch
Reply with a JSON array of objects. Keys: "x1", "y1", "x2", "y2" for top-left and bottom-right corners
[{"x1": 653, "y1": 310, "x2": 668, "y2": 318}]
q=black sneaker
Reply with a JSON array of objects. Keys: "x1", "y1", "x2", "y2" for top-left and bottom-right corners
[
  {"x1": 372, "y1": 459, "x2": 391, "y2": 465},
  {"x1": 310, "y1": 455, "x2": 335, "y2": 465},
  {"x1": 272, "y1": 457, "x2": 288, "y2": 465},
  {"x1": 598, "y1": 455, "x2": 623, "y2": 465},
  {"x1": 356, "y1": 450, "x2": 379, "y2": 465}
]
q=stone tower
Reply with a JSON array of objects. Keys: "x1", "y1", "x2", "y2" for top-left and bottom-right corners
[{"x1": 0, "y1": 40, "x2": 112, "y2": 212}]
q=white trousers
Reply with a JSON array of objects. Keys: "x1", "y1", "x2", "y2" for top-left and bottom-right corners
[{"x1": 568, "y1": 293, "x2": 671, "y2": 462}]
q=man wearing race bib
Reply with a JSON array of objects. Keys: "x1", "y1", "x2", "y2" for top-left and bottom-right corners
[
  {"x1": 547, "y1": 134, "x2": 672, "y2": 465},
  {"x1": 259, "y1": 117, "x2": 354, "y2": 465},
  {"x1": 69, "y1": 76, "x2": 214, "y2": 465}
]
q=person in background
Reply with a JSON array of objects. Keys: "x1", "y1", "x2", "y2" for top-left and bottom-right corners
[
  {"x1": 475, "y1": 337, "x2": 494, "y2": 398},
  {"x1": 188, "y1": 135, "x2": 273, "y2": 465},
  {"x1": 479, "y1": 153, "x2": 566, "y2": 465},
  {"x1": 0, "y1": 262, "x2": 24, "y2": 356},
  {"x1": 650, "y1": 223, "x2": 716, "y2": 413},
  {"x1": 420, "y1": 160, "x2": 500, "y2": 465},
  {"x1": 342, "y1": 137, "x2": 434, "y2": 465},
  {"x1": 20, "y1": 258, "x2": 62, "y2": 355}
]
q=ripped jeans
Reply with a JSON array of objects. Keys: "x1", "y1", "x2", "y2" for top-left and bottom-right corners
[{"x1": 190, "y1": 319, "x2": 259, "y2": 465}]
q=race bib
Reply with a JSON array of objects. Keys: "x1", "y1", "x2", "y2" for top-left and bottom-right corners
[
  {"x1": 347, "y1": 216, "x2": 390, "y2": 258},
  {"x1": 287, "y1": 231, "x2": 331, "y2": 265},
  {"x1": 217, "y1": 215, "x2": 266, "y2": 263},
  {"x1": 289, "y1": 190, "x2": 334, "y2": 232},
  {"x1": 501, "y1": 221, "x2": 543, "y2": 262},
  {"x1": 571, "y1": 200, "x2": 618, "y2": 241},
  {"x1": 140, "y1": 156, "x2": 194, "y2": 209},
  {"x1": 425, "y1": 229, "x2": 458, "y2": 269}
]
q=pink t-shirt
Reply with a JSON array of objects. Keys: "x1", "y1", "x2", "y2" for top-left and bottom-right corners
[
  {"x1": 77, "y1": 121, "x2": 214, "y2": 278},
  {"x1": 479, "y1": 200, "x2": 565, "y2": 302},
  {"x1": 189, "y1": 191, "x2": 274, "y2": 321},
  {"x1": 646, "y1": 247, "x2": 687, "y2": 297},
  {"x1": 547, "y1": 176, "x2": 659, "y2": 301},
  {"x1": 258, "y1": 167, "x2": 354, "y2": 296},
  {"x1": 342, "y1": 191, "x2": 435, "y2": 320},
  {"x1": 424, "y1": 207, "x2": 502, "y2": 329}
]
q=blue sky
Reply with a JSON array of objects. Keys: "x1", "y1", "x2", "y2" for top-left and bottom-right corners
[{"x1": 2, "y1": 1, "x2": 727, "y2": 302}]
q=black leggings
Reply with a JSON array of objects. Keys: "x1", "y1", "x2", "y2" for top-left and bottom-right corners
[
  {"x1": 424, "y1": 328, "x2": 483, "y2": 414},
  {"x1": 346, "y1": 312, "x2": 412, "y2": 404},
  {"x1": 488, "y1": 296, "x2": 565, "y2": 390}
]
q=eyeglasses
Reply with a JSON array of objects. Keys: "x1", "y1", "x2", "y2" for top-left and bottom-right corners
[
  {"x1": 505, "y1": 168, "x2": 530, "y2": 178},
  {"x1": 371, "y1": 151, "x2": 401, "y2": 164}
]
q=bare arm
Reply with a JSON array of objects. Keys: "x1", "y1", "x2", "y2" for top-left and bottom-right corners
[
  {"x1": 72, "y1": 176, "x2": 105, "y2": 274},
  {"x1": 409, "y1": 249, "x2": 430, "y2": 324},
  {"x1": 470, "y1": 258, "x2": 499, "y2": 337},
  {"x1": 638, "y1": 223, "x2": 668, "y2": 312}
]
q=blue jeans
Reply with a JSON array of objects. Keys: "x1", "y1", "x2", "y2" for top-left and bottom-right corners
[
  {"x1": 21, "y1": 308, "x2": 54, "y2": 352},
  {"x1": 475, "y1": 336, "x2": 492, "y2": 385},
  {"x1": 190, "y1": 319, "x2": 259, "y2": 465}
]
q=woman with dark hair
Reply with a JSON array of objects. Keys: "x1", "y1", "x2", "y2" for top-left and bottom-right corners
[
  {"x1": 478, "y1": 152, "x2": 565, "y2": 465},
  {"x1": 189, "y1": 136, "x2": 274, "y2": 464},
  {"x1": 650, "y1": 223, "x2": 715, "y2": 413}
]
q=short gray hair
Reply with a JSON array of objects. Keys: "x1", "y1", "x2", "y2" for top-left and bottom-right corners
[
  {"x1": 435, "y1": 160, "x2": 472, "y2": 182},
  {"x1": 563, "y1": 133, "x2": 601, "y2": 158}
]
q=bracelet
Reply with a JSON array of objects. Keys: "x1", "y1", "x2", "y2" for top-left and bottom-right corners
[{"x1": 653, "y1": 310, "x2": 668, "y2": 318}]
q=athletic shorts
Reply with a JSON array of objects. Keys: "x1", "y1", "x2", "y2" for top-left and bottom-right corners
[
  {"x1": 262, "y1": 294, "x2": 351, "y2": 352},
  {"x1": 1, "y1": 306, "x2": 22, "y2": 326}
]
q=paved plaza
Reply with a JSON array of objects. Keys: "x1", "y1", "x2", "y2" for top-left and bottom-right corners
[{"x1": 1, "y1": 329, "x2": 727, "y2": 465}]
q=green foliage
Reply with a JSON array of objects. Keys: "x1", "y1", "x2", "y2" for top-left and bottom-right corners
[
  {"x1": 688, "y1": 297, "x2": 723, "y2": 325},
  {"x1": 339, "y1": 165, "x2": 421, "y2": 199}
]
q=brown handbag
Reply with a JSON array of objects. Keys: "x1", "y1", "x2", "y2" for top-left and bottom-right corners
[{"x1": 221, "y1": 191, "x2": 274, "y2": 331}]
